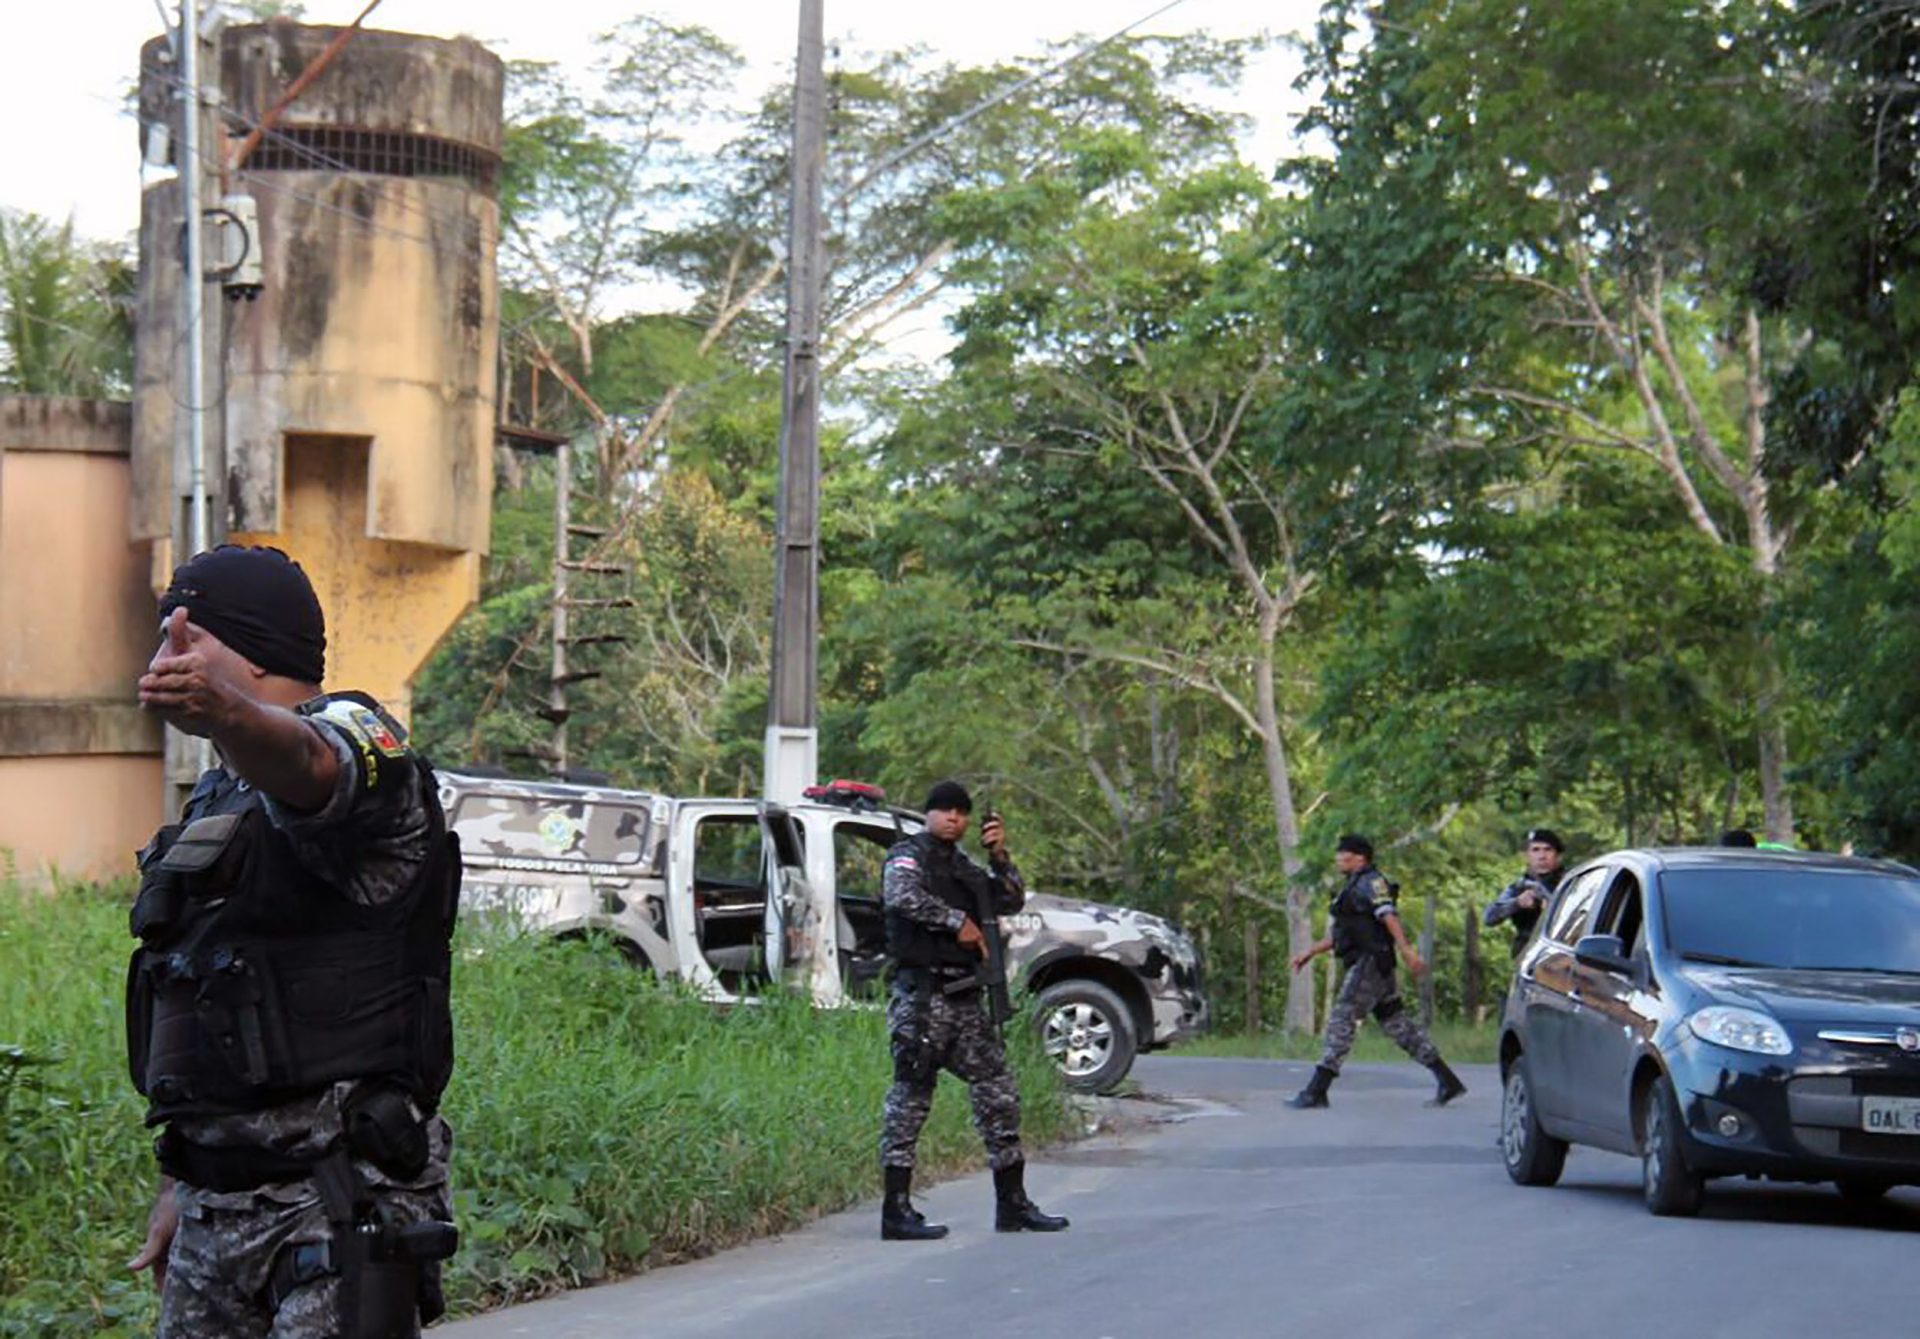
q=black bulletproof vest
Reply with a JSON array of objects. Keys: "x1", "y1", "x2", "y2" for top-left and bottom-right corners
[
  {"x1": 125, "y1": 740, "x2": 459, "y2": 1126},
  {"x1": 884, "y1": 832, "x2": 983, "y2": 969},
  {"x1": 1329, "y1": 868, "x2": 1396, "y2": 968}
]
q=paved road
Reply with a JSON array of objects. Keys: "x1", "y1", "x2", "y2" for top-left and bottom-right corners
[{"x1": 439, "y1": 1056, "x2": 1920, "y2": 1339}]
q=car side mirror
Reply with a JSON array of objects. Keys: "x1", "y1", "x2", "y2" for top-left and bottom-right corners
[{"x1": 1574, "y1": 933, "x2": 1630, "y2": 974}]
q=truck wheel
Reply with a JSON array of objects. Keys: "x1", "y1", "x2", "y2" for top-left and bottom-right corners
[
  {"x1": 1034, "y1": 979, "x2": 1138, "y2": 1094},
  {"x1": 1501, "y1": 1054, "x2": 1567, "y2": 1187},
  {"x1": 1641, "y1": 1073, "x2": 1705, "y2": 1217}
]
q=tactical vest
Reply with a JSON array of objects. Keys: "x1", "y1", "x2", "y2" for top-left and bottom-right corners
[
  {"x1": 1329, "y1": 868, "x2": 1396, "y2": 969},
  {"x1": 885, "y1": 832, "x2": 985, "y2": 970},
  {"x1": 125, "y1": 730, "x2": 460, "y2": 1127}
]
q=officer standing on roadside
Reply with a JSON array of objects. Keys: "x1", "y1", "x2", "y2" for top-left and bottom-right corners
[
  {"x1": 1483, "y1": 827, "x2": 1567, "y2": 958},
  {"x1": 877, "y1": 780, "x2": 1069, "y2": 1240},
  {"x1": 125, "y1": 546, "x2": 461, "y2": 1338},
  {"x1": 1286, "y1": 835, "x2": 1468, "y2": 1110}
]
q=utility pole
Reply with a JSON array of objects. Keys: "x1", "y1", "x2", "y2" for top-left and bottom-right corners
[
  {"x1": 166, "y1": 0, "x2": 222, "y2": 819},
  {"x1": 180, "y1": 0, "x2": 210, "y2": 558},
  {"x1": 764, "y1": 0, "x2": 826, "y2": 805},
  {"x1": 549, "y1": 437, "x2": 573, "y2": 775}
]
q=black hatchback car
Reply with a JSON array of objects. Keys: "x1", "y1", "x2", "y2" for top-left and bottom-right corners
[{"x1": 1498, "y1": 848, "x2": 1920, "y2": 1215}]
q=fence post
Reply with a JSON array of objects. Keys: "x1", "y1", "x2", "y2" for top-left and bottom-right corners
[
  {"x1": 1419, "y1": 885, "x2": 1437, "y2": 1028},
  {"x1": 1463, "y1": 905, "x2": 1481, "y2": 1025}
]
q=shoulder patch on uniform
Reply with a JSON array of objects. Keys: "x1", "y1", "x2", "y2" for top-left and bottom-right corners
[
  {"x1": 317, "y1": 700, "x2": 408, "y2": 757},
  {"x1": 314, "y1": 699, "x2": 411, "y2": 793},
  {"x1": 887, "y1": 855, "x2": 920, "y2": 871}
]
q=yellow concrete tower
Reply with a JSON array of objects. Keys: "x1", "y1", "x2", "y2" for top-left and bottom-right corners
[{"x1": 132, "y1": 20, "x2": 504, "y2": 722}]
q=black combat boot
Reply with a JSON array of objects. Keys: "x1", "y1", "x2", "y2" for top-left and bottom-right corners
[
  {"x1": 1425, "y1": 1059, "x2": 1468, "y2": 1107},
  {"x1": 993, "y1": 1161, "x2": 1070, "y2": 1232},
  {"x1": 881, "y1": 1165, "x2": 948, "y2": 1241},
  {"x1": 1285, "y1": 1064, "x2": 1336, "y2": 1109}
]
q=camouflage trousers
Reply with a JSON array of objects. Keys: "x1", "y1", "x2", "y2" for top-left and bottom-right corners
[
  {"x1": 1319, "y1": 955, "x2": 1441, "y2": 1075},
  {"x1": 880, "y1": 975, "x2": 1024, "y2": 1173},
  {"x1": 157, "y1": 1177, "x2": 449, "y2": 1338}
]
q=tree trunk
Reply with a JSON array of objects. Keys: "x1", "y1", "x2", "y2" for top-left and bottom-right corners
[
  {"x1": 1252, "y1": 632, "x2": 1312, "y2": 1033},
  {"x1": 1753, "y1": 629, "x2": 1795, "y2": 844},
  {"x1": 1244, "y1": 918, "x2": 1262, "y2": 1033}
]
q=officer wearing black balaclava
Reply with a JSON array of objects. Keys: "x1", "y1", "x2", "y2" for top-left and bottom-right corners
[{"x1": 125, "y1": 545, "x2": 460, "y2": 1338}]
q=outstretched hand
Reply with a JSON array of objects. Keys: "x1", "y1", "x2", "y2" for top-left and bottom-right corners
[{"x1": 138, "y1": 607, "x2": 243, "y2": 738}]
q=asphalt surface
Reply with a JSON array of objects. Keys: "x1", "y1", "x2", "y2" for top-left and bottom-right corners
[{"x1": 438, "y1": 1055, "x2": 1920, "y2": 1339}]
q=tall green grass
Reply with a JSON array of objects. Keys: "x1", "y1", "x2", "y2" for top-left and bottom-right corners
[{"x1": 0, "y1": 880, "x2": 1071, "y2": 1336}]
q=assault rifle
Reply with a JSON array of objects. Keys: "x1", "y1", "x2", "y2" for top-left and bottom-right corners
[{"x1": 965, "y1": 808, "x2": 1015, "y2": 1031}]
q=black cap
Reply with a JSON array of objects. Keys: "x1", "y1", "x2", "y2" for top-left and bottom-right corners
[
  {"x1": 158, "y1": 545, "x2": 326, "y2": 684},
  {"x1": 1721, "y1": 828, "x2": 1758, "y2": 848},
  {"x1": 1525, "y1": 828, "x2": 1564, "y2": 853},
  {"x1": 923, "y1": 779, "x2": 973, "y2": 814},
  {"x1": 1336, "y1": 833, "x2": 1373, "y2": 859}
]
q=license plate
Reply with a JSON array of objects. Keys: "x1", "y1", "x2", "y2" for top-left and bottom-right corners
[{"x1": 1861, "y1": 1096, "x2": 1920, "y2": 1134}]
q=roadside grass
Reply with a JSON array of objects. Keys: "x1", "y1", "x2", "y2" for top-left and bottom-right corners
[
  {"x1": 0, "y1": 878, "x2": 1071, "y2": 1337},
  {"x1": 1175, "y1": 1019, "x2": 1501, "y2": 1067}
]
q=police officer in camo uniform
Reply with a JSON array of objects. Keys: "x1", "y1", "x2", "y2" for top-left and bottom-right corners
[
  {"x1": 125, "y1": 546, "x2": 461, "y2": 1338},
  {"x1": 877, "y1": 780, "x2": 1068, "y2": 1240},
  {"x1": 1482, "y1": 827, "x2": 1566, "y2": 959},
  {"x1": 1286, "y1": 834, "x2": 1468, "y2": 1110}
]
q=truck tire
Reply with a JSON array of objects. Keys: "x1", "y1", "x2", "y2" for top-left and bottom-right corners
[{"x1": 1034, "y1": 979, "x2": 1138, "y2": 1094}]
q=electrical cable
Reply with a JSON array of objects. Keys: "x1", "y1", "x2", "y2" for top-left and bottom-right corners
[{"x1": 831, "y1": 0, "x2": 1193, "y2": 208}]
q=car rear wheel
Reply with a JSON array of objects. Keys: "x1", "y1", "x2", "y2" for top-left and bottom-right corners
[
  {"x1": 1034, "y1": 979, "x2": 1138, "y2": 1094},
  {"x1": 1835, "y1": 1178, "x2": 1893, "y2": 1203},
  {"x1": 1641, "y1": 1073, "x2": 1704, "y2": 1217},
  {"x1": 1501, "y1": 1055, "x2": 1567, "y2": 1187}
]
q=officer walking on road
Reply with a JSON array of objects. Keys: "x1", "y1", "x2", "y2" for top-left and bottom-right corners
[
  {"x1": 1482, "y1": 827, "x2": 1566, "y2": 958},
  {"x1": 877, "y1": 780, "x2": 1069, "y2": 1240},
  {"x1": 125, "y1": 546, "x2": 461, "y2": 1338},
  {"x1": 1286, "y1": 835, "x2": 1468, "y2": 1110}
]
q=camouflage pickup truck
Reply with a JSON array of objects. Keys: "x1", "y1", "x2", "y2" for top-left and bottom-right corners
[{"x1": 441, "y1": 771, "x2": 1207, "y2": 1092}]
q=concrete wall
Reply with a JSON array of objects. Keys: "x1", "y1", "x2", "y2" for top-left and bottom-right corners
[
  {"x1": 234, "y1": 435, "x2": 480, "y2": 716},
  {"x1": 0, "y1": 397, "x2": 162, "y2": 884}
]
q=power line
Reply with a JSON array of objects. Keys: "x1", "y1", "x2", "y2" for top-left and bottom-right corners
[{"x1": 832, "y1": 0, "x2": 1193, "y2": 208}]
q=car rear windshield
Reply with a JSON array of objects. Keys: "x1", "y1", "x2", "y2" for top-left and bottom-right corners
[{"x1": 1661, "y1": 866, "x2": 1920, "y2": 972}]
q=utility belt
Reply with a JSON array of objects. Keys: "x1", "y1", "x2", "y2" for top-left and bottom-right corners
[
  {"x1": 892, "y1": 963, "x2": 981, "y2": 997},
  {"x1": 160, "y1": 1082, "x2": 431, "y2": 1189},
  {"x1": 1335, "y1": 941, "x2": 1397, "y2": 973},
  {"x1": 160, "y1": 1085, "x2": 457, "y2": 1335}
]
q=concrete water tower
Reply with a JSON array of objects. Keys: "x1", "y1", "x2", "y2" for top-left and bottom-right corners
[{"x1": 132, "y1": 20, "x2": 504, "y2": 725}]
